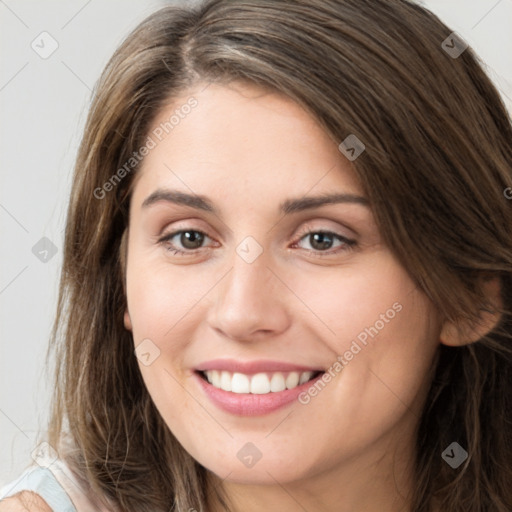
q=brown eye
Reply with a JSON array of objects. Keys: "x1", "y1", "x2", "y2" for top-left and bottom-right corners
[
  {"x1": 306, "y1": 232, "x2": 335, "y2": 251},
  {"x1": 158, "y1": 229, "x2": 212, "y2": 255},
  {"x1": 295, "y1": 230, "x2": 356, "y2": 256},
  {"x1": 177, "y1": 230, "x2": 205, "y2": 249}
]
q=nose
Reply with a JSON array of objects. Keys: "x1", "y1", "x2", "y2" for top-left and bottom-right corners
[{"x1": 207, "y1": 249, "x2": 291, "y2": 342}]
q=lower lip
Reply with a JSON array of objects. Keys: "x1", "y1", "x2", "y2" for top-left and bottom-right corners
[{"x1": 194, "y1": 371, "x2": 324, "y2": 416}]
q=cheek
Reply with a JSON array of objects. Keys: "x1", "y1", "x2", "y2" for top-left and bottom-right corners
[
  {"x1": 329, "y1": 298, "x2": 438, "y2": 448},
  {"x1": 296, "y1": 255, "x2": 440, "y2": 424},
  {"x1": 125, "y1": 252, "x2": 206, "y2": 347},
  {"x1": 291, "y1": 254, "x2": 414, "y2": 352}
]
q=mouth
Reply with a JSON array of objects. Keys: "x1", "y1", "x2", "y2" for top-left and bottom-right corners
[
  {"x1": 195, "y1": 369, "x2": 324, "y2": 394},
  {"x1": 194, "y1": 367, "x2": 326, "y2": 416},
  {"x1": 193, "y1": 358, "x2": 328, "y2": 415}
]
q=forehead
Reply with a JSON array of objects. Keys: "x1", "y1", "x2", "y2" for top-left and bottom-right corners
[{"x1": 130, "y1": 81, "x2": 364, "y2": 211}]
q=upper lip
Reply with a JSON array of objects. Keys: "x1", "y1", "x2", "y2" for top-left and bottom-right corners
[{"x1": 195, "y1": 359, "x2": 325, "y2": 374}]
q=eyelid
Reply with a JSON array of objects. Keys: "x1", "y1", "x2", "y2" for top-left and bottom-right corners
[
  {"x1": 292, "y1": 220, "x2": 358, "y2": 248},
  {"x1": 294, "y1": 221, "x2": 356, "y2": 240}
]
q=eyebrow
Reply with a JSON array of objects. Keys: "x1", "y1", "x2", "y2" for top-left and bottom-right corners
[{"x1": 141, "y1": 189, "x2": 370, "y2": 215}]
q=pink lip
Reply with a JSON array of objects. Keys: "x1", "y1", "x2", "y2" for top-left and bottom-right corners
[
  {"x1": 194, "y1": 370, "x2": 325, "y2": 416},
  {"x1": 195, "y1": 358, "x2": 324, "y2": 374}
]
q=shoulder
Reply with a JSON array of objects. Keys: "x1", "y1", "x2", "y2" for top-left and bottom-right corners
[{"x1": 0, "y1": 491, "x2": 52, "y2": 512}]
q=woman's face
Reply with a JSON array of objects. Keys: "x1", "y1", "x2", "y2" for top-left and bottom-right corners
[{"x1": 123, "y1": 81, "x2": 441, "y2": 488}]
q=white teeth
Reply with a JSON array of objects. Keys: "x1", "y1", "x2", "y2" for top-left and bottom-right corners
[
  {"x1": 203, "y1": 370, "x2": 318, "y2": 394},
  {"x1": 231, "y1": 373, "x2": 250, "y2": 393},
  {"x1": 299, "y1": 371, "x2": 313, "y2": 385},
  {"x1": 285, "y1": 372, "x2": 300, "y2": 389},
  {"x1": 251, "y1": 373, "x2": 271, "y2": 394},
  {"x1": 270, "y1": 372, "x2": 286, "y2": 392},
  {"x1": 220, "y1": 371, "x2": 232, "y2": 391}
]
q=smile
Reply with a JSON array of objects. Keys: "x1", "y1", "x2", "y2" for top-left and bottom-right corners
[
  {"x1": 193, "y1": 359, "x2": 327, "y2": 416},
  {"x1": 199, "y1": 370, "x2": 323, "y2": 394}
]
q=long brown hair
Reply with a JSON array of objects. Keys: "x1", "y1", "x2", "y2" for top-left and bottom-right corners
[{"x1": 46, "y1": 0, "x2": 512, "y2": 510}]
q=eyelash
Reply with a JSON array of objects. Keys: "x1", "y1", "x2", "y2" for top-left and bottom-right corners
[{"x1": 157, "y1": 227, "x2": 357, "y2": 258}]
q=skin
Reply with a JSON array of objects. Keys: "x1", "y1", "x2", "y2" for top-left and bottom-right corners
[
  {"x1": 122, "y1": 81, "x2": 449, "y2": 512},
  {"x1": 0, "y1": 491, "x2": 52, "y2": 512}
]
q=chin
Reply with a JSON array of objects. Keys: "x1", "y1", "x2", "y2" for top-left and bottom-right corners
[{"x1": 200, "y1": 454, "x2": 315, "y2": 485}]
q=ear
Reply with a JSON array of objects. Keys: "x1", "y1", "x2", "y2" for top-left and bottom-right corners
[
  {"x1": 124, "y1": 309, "x2": 133, "y2": 331},
  {"x1": 440, "y1": 276, "x2": 502, "y2": 346}
]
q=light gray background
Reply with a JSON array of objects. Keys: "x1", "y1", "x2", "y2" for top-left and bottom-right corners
[{"x1": 1, "y1": 0, "x2": 511, "y2": 486}]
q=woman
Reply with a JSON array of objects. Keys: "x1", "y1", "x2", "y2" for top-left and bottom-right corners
[{"x1": 1, "y1": 0, "x2": 511, "y2": 511}]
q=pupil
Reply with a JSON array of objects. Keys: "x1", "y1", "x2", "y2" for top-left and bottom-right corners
[
  {"x1": 181, "y1": 231, "x2": 204, "y2": 249},
  {"x1": 311, "y1": 232, "x2": 333, "y2": 250}
]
